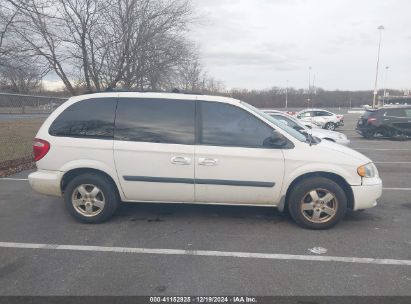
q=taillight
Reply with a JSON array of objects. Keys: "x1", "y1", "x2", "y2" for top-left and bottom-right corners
[
  {"x1": 367, "y1": 117, "x2": 377, "y2": 124},
  {"x1": 336, "y1": 115, "x2": 343, "y2": 120},
  {"x1": 33, "y1": 138, "x2": 50, "y2": 161}
]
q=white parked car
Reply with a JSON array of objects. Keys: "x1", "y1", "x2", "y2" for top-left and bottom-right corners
[
  {"x1": 296, "y1": 109, "x2": 344, "y2": 131},
  {"x1": 264, "y1": 110, "x2": 323, "y2": 129},
  {"x1": 29, "y1": 92, "x2": 382, "y2": 229},
  {"x1": 265, "y1": 110, "x2": 350, "y2": 146}
]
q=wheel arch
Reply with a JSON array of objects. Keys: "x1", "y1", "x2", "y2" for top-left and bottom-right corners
[
  {"x1": 282, "y1": 171, "x2": 354, "y2": 211},
  {"x1": 61, "y1": 168, "x2": 123, "y2": 200}
]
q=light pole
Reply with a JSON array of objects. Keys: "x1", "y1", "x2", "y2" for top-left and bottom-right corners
[
  {"x1": 308, "y1": 66, "x2": 312, "y2": 108},
  {"x1": 373, "y1": 25, "x2": 384, "y2": 108},
  {"x1": 383, "y1": 66, "x2": 389, "y2": 105},
  {"x1": 308, "y1": 66, "x2": 312, "y2": 92},
  {"x1": 285, "y1": 80, "x2": 288, "y2": 109}
]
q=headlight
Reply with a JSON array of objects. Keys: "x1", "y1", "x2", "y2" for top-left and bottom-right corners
[{"x1": 357, "y1": 163, "x2": 377, "y2": 178}]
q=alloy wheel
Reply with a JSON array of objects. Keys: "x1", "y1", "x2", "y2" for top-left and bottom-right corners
[
  {"x1": 300, "y1": 188, "x2": 338, "y2": 223},
  {"x1": 71, "y1": 184, "x2": 106, "y2": 217}
]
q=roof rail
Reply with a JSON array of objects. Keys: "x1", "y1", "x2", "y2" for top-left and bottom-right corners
[{"x1": 83, "y1": 88, "x2": 202, "y2": 95}]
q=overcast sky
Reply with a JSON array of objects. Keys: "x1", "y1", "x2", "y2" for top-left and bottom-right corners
[{"x1": 190, "y1": 0, "x2": 411, "y2": 91}]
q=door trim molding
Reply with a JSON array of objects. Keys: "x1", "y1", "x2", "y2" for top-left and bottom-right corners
[{"x1": 123, "y1": 176, "x2": 275, "y2": 188}]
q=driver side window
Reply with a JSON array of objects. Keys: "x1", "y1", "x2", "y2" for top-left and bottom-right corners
[{"x1": 199, "y1": 101, "x2": 274, "y2": 148}]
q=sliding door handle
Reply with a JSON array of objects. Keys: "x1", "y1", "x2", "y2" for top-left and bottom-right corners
[
  {"x1": 171, "y1": 156, "x2": 191, "y2": 165},
  {"x1": 198, "y1": 157, "x2": 218, "y2": 166}
]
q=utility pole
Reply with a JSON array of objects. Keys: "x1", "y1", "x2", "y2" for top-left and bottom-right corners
[
  {"x1": 383, "y1": 66, "x2": 389, "y2": 106},
  {"x1": 373, "y1": 25, "x2": 384, "y2": 108},
  {"x1": 308, "y1": 66, "x2": 312, "y2": 108}
]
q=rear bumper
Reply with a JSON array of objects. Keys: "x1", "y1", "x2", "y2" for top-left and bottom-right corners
[
  {"x1": 28, "y1": 170, "x2": 63, "y2": 197},
  {"x1": 336, "y1": 120, "x2": 344, "y2": 127},
  {"x1": 351, "y1": 177, "x2": 382, "y2": 210}
]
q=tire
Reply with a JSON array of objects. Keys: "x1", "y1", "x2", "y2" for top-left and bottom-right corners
[
  {"x1": 287, "y1": 177, "x2": 347, "y2": 229},
  {"x1": 363, "y1": 130, "x2": 375, "y2": 139},
  {"x1": 376, "y1": 127, "x2": 392, "y2": 138},
  {"x1": 325, "y1": 122, "x2": 336, "y2": 131},
  {"x1": 64, "y1": 173, "x2": 119, "y2": 223},
  {"x1": 391, "y1": 132, "x2": 408, "y2": 141}
]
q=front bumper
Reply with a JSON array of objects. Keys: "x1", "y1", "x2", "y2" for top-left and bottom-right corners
[
  {"x1": 28, "y1": 170, "x2": 63, "y2": 197},
  {"x1": 350, "y1": 177, "x2": 382, "y2": 210}
]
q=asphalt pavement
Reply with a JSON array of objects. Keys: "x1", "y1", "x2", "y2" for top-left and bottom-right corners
[{"x1": 0, "y1": 113, "x2": 410, "y2": 296}]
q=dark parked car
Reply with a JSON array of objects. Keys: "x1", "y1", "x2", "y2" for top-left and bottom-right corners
[{"x1": 356, "y1": 106, "x2": 411, "y2": 139}]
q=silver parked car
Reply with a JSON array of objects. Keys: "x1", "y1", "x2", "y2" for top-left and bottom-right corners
[
  {"x1": 265, "y1": 110, "x2": 350, "y2": 146},
  {"x1": 295, "y1": 109, "x2": 344, "y2": 131}
]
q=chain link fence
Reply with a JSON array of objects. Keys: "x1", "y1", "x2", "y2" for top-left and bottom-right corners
[{"x1": 0, "y1": 92, "x2": 68, "y2": 176}]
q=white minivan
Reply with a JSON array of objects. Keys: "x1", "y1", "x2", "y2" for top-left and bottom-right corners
[{"x1": 29, "y1": 92, "x2": 382, "y2": 229}]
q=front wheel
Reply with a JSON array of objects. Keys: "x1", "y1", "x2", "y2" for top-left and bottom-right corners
[
  {"x1": 363, "y1": 130, "x2": 375, "y2": 139},
  {"x1": 325, "y1": 122, "x2": 336, "y2": 131},
  {"x1": 64, "y1": 173, "x2": 119, "y2": 223},
  {"x1": 287, "y1": 177, "x2": 347, "y2": 229}
]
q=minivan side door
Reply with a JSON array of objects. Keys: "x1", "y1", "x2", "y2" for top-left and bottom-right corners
[
  {"x1": 194, "y1": 101, "x2": 285, "y2": 205},
  {"x1": 114, "y1": 97, "x2": 195, "y2": 202}
]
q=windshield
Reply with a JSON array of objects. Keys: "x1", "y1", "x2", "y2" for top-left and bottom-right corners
[{"x1": 241, "y1": 102, "x2": 307, "y2": 142}]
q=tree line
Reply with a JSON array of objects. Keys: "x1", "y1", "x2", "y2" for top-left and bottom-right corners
[
  {"x1": 0, "y1": 0, "x2": 405, "y2": 108},
  {"x1": 226, "y1": 87, "x2": 406, "y2": 108}
]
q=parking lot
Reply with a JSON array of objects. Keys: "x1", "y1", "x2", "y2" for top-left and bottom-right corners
[{"x1": 0, "y1": 113, "x2": 410, "y2": 296}]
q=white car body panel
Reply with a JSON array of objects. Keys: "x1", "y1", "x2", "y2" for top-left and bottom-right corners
[
  {"x1": 114, "y1": 141, "x2": 195, "y2": 202},
  {"x1": 194, "y1": 145, "x2": 284, "y2": 204}
]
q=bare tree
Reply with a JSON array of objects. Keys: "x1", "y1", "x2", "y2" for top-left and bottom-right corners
[
  {"x1": 0, "y1": 57, "x2": 46, "y2": 93},
  {"x1": 4, "y1": 0, "x2": 195, "y2": 94},
  {"x1": 0, "y1": 3, "x2": 20, "y2": 58}
]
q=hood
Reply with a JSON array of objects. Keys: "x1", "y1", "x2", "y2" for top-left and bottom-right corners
[
  {"x1": 316, "y1": 140, "x2": 371, "y2": 164},
  {"x1": 310, "y1": 128, "x2": 343, "y2": 138}
]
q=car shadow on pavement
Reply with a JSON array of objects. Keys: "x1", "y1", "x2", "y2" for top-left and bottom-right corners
[{"x1": 115, "y1": 202, "x2": 287, "y2": 223}]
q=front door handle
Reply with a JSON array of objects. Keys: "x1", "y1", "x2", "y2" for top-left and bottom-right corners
[
  {"x1": 171, "y1": 156, "x2": 191, "y2": 165},
  {"x1": 198, "y1": 157, "x2": 218, "y2": 166}
]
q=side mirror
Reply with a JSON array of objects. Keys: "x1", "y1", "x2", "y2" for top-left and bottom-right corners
[{"x1": 263, "y1": 131, "x2": 288, "y2": 148}]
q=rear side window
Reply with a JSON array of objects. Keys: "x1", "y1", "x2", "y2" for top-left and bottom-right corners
[
  {"x1": 362, "y1": 110, "x2": 376, "y2": 119},
  {"x1": 49, "y1": 98, "x2": 117, "y2": 139},
  {"x1": 298, "y1": 111, "x2": 312, "y2": 118},
  {"x1": 386, "y1": 108, "x2": 406, "y2": 117},
  {"x1": 115, "y1": 98, "x2": 195, "y2": 145},
  {"x1": 315, "y1": 111, "x2": 332, "y2": 116},
  {"x1": 199, "y1": 101, "x2": 273, "y2": 148}
]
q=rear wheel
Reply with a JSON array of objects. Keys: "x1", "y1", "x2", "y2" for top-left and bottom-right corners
[
  {"x1": 287, "y1": 177, "x2": 347, "y2": 229},
  {"x1": 64, "y1": 173, "x2": 119, "y2": 223},
  {"x1": 325, "y1": 122, "x2": 336, "y2": 131}
]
